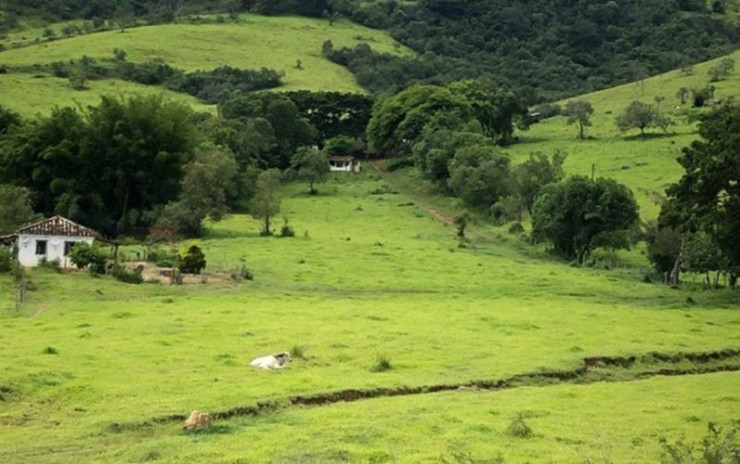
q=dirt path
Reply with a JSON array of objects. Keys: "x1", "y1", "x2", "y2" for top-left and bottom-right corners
[{"x1": 371, "y1": 161, "x2": 456, "y2": 227}]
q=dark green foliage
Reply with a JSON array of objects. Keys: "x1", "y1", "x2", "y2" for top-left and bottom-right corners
[
  {"x1": 219, "y1": 93, "x2": 315, "y2": 169},
  {"x1": 68, "y1": 242, "x2": 108, "y2": 274},
  {"x1": 177, "y1": 245, "x2": 206, "y2": 274},
  {"x1": 0, "y1": 184, "x2": 37, "y2": 235},
  {"x1": 166, "y1": 66, "x2": 283, "y2": 103},
  {"x1": 0, "y1": 106, "x2": 21, "y2": 135},
  {"x1": 660, "y1": 103, "x2": 740, "y2": 270},
  {"x1": 645, "y1": 221, "x2": 682, "y2": 277},
  {"x1": 280, "y1": 218, "x2": 295, "y2": 238},
  {"x1": 0, "y1": 246, "x2": 12, "y2": 273},
  {"x1": 413, "y1": 130, "x2": 494, "y2": 184},
  {"x1": 0, "y1": 95, "x2": 198, "y2": 235},
  {"x1": 285, "y1": 91, "x2": 373, "y2": 145},
  {"x1": 692, "y1": 86, "x2": 716, "y2": 108},
  {"x1": 369, "y1": 354, "x2": 392, "y2": 373},
  {"x1": 447, "y1": 145, "x2": 512, "y2": 211},
  {"x1": 659, "y1": 421, "x2": 740, "y2": 464},
  {"x1": 323, "y1": 135, "x2": 364, "y2": 158},
  {"x1": 367, "y1": 84, "x2": 477, "y2": 157},
  {"x1": 42, "y1": 346, "x2": 58, "y2": 355},
  {"x1": 532, "y1": 176, "x2": 639, "y2": 264},
  {"x1": 113, "y1": 265, "x2": 144, "y2": 284}
]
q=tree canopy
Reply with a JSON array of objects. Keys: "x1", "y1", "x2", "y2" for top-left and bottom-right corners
[
  {"x1": 532, "y1": 176, "x2": 639, "y2": 264},
  {"x1": 660, "y1": 103, "x2": 740, "y2": 271}
]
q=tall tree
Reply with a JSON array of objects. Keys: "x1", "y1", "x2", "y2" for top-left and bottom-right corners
[
  {"x1": 447, "y1": 145, "x2": 512, "y2": 209},
  {"x1": 660, "y1": 103, "x2": 740, "y2": 270}
]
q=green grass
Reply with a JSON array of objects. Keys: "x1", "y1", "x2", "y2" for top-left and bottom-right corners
[
  {"x1": 506, "y1": 49, "x2": 740, "y2": 219},
  {"x1": 0, "y1": 14, "x2": 411, "y2": 94},
  {"x1": 1, "y1": 174, "x2": 738, "y2": 463},
  {"x1": 0, "y1": 72, "x2": 214, "y2": 116}
]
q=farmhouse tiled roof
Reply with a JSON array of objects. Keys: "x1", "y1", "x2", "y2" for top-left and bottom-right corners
[{"x1": 15, "y1": 215, "x2": 97, "y2": 237}]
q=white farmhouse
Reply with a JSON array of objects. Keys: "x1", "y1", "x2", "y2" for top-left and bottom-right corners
[
  {"x1": 329, "y1": 155, "x2": 361, "y2": 172},
  {"x1": 16, "y1": 216, "x2": 97, "y2": 268}
]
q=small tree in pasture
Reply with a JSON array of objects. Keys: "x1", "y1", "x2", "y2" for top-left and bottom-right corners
[
  {"x1": 250, "y1": 169, "x2": 282, "y2": 236},
  {"x1": 289, "y1": 146, "x2": 329, "y2": 195},
  {"x1": 616, "y1": 101, "x2": 672, "y2": 136},
  {"x1": 564, "y1": 100, "x2": 594, "y2": 139}
]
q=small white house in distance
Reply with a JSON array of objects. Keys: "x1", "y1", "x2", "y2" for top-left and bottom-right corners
[
  {"x1": 16, "y1": 216, "x2": 97, "y2": 268},
  {"x1": 329, "y1": 155, "x2": 361, "y2": 172}
]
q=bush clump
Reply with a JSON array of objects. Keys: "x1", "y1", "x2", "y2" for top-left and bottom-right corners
[
  {"x1": 177, "y1": 244, "x2": 206, "y2": 274},
  {"x1": 69, "y1": 242, "x2": 108, "y2": 274},
  {"x1": 506, "y1": 413, "x2": 534, "y2": 438},
  {"x1": 0, "y1": 246, "x2": 12, "y2": 273},
  {"x1": 113, "y1": 265, "x2": 144, "y2": 284}
]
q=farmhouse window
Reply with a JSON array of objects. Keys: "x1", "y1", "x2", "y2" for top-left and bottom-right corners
[
  {"x1": 64, "y1": 241, "x2": 74, "y2": 256},
  {"x1": 36, "y1": 240, "x2": 47, "y2": 256}
]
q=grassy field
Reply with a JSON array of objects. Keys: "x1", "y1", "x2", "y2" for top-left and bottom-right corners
[
  {"x1": 0, "y1": 73, "x2": 215, "y2": 116},
  {"x1": 1, "y1": 174, "x2": 738, "y2": 463},
  {"x1": 506, "y1": 49, "x2": 740, "y2": 219},
  {"x1": 0, "y1": 14, "x2": 411, "y2": 94}
]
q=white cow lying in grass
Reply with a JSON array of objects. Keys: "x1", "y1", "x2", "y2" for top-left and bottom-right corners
[{"x1": 250, "y1": 351, "x2": 291, "y2": 369}]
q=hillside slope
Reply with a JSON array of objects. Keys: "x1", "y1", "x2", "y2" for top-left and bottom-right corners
[{"x1": 0, "y1": 13, "x2": 410, "y2": 105}]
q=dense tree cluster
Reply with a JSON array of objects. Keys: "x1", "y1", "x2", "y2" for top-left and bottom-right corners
[
  {"x1": 327, "y1": 0, "x2": 740, "y2": 100},
  {"x1": 651, "y1": 103, "x2": 740, "y2": 286},
  {"x1": 45, "y1": 55, "x2": 283, "y2": 103}
]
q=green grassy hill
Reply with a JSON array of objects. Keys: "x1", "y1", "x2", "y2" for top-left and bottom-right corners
[
  {"x1": 1, "y1": 174, "x2": 738, "y2": 463},
  {"x1": 507, "y1": 49, "x2": 740, "y2": 219},
  {"x1": 0, "y1": 73, "x2": 214, "y2": 116},
  {"x1": 0, "y1": 13, "x2": 410, "y2": 113}
]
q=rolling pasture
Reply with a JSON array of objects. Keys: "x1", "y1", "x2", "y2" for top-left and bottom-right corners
[
  {"x1": 506, "y1": 48, "x2": 740, "y2": 219},
  {"x1": 0, "y1": 13, "x2": 410, "y2": 104},
  {"x1": 1, "y1": 174, "x2": 738, "y2": 463}
]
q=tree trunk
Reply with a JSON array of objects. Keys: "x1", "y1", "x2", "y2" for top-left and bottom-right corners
[
  {"x1": 579, "y1": 121, "x2": 584, "y2": 139},
  {"x1": 669, "y1": 235, "x2": 685, "y2": 285},
  {"x1": 118, "y1": 182, "x2": 130, "y2": 235}
]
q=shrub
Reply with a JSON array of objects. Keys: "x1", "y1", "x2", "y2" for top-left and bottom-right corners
[
  {"x1": 659, "y1": 421, "x2": 739, "y2": 463},
  {"x1": 155, "y1": 259, "x2": 174, "y2": 268},
  {"x1": 38, "y1": 258, "x2": 62, "y2": 273},
  {"x1": 369, "y1": 354, "x2": 392, "y2": 372},
  {"x1": 177, "y1": 244, "x2": 206, "y2": 274},
  {"x1": 280, "y1": 218, "x2": 295, "y2": 237},
  {"x1": 0, "y1": 246, "x2": 12, "y2": 273},
  {"x1": 505, "y1": 413, "x2": 533, "y2": 438},
  {"x1": 113, "y1": 266, "x2": 144, "y2": 284},
  {"x1": 69, "y1": 242, "x2": 107, "y2": 274},
  {"x1": 42, "y1": 346, "x2": 58, "y2": 355}
]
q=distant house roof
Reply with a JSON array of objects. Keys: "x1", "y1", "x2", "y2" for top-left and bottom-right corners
[
  {"x1": 329, "y1": 155, "x2": 354, "y2": 162},
  {"x1": 15, "y1": 215, "x2": 97, "y2": 237}
]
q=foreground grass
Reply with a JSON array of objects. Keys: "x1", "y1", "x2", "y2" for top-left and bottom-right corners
[
  {"x1": 0, "y1": 14, "x2": 411, "y2": 94},
  {"x1": 1, "y1": 175, "x2": 738, "y2": 462},
  {"x1": 0, "y1": 73, "x2": 214, "y2": 116}
]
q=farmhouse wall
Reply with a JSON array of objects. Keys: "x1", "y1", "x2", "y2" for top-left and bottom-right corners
[{"x1": 17, "y1": 234, "x2": 95, "y2": 268}]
